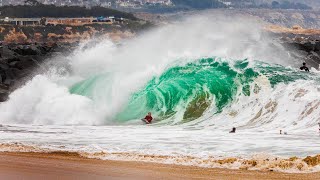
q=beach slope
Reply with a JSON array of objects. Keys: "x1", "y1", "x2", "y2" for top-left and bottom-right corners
[{"x1": 0, "y1": 152, "x2": 319, "y2": 180}]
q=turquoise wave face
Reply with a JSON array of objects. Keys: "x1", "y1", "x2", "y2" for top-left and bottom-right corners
[{"x1": 70, "y1": 57, "x2": 313, "y2": 123}]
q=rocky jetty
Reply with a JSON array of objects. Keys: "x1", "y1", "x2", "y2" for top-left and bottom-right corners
[
  {"x1": 286, "y1": 39, "x2": 320, "y2": 68},
  {"x1": 268, "y1": 26, "x2": 320, "y2": 68},
  {"x1": 0, "y1": 43, "x2": 76, "y2": 101}
]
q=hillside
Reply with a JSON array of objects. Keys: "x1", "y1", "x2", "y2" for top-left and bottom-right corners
[
  {"x1": 0, "y1": 5, "x2": 137, "y2": 20},
  {"x1": 171, "y1": 0, "x2": 226, "y2": 9}
]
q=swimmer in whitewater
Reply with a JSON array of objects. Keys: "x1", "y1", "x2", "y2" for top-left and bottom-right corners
[
  {"x1": 229, "y1": 127, "x2": 236, "y2": 133},
  {"x1": 300, "y1": 62, "x2": 310, "y2": 72},
  {"x1": 142, "y1": 112, "x2": 153, "y2": 124}
]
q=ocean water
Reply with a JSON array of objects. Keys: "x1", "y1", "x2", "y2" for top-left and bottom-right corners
[{"x1": 0, "y1": 14, "x2": 319, "y2": 173}]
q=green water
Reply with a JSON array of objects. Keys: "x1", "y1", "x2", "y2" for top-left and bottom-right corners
[{"x1": 70, "y1": 57, "x2": 312, "y2": 122}]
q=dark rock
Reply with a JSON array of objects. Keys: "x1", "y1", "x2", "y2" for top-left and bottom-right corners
[
  {"x1": 6, "y1": 57, "x2": 21, "y2": 63},
  {"x1": 315, "y1": 41, "x2": 320, "y2": 52},
  {"x1": 0, "y1": 69, "x2": 6, "y2": 83},
  {"x1": 9, "y1": 68, "x2": 24, "y2": 78},
  {"x1": 9, "y1": 61, "x2": 19, "y2": 67},
  {"x1": 5, "y1": 68, "x2": 16, "y2": 80},
  {"x1": 298, "y1": 41, "x2": 315, "y2": 52},
  {"x1": 0, "y1": 84, "x2": 9, "y2": 91},
  {"x1": 0, "y1": 92, "x2": 8, "y2": 102},
  {"x1": 3, "y1": 78, "x2": 13, "y2": 86},
  {"x1": 0, "y1": 62, "x2": 9, "y2": 70},
  {"x1": 282, "y1": 37, "x2": 320, "y2": 68},
  {"x1": 0, "y1": 46, "x2": 16, "y2": 59},
  {"x1": 0, "y1": 43, "x2": 75, "y2": 102},
  {"x1": 305, "y1": 53, "x2": 320, "y2": 68},
  {"x1": 0, "y1": 83, "x2": 9, "y2": 102},
  {"x1": 10, "y1": 45, "x2": 42, "y2": 56},
  {"x1": 38, "y1": 45, "x2": 52, "y2": 54},
  {"x1": 14, "y1": 58, "x2": 40, "y2": 70}
]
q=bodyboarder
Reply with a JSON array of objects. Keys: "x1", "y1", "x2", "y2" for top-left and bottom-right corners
[{"x1": 142, "y1": 112, "x2": 153, "y2": 124}]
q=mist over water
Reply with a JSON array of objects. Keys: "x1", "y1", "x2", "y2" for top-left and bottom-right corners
[
  {"x1": 1, "y1": 13, "x2": 320, "y2": 173},
  {"x1": 0, "y1": 13, "x2": 314, "y2": 128}
]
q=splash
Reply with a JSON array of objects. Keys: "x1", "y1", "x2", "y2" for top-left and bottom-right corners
[
  {"x1": 0, "y1": 13, "x2": 317, "y2": 127},
  {"x1": 0, "y1": 13, "x2": 319, "y2": 173}
]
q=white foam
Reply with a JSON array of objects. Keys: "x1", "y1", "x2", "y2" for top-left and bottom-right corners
[
  {"x1": 0, "y1": 75, "x2": 104, "y2": 125},
  {"x1": 0, "y1": 13, "x2": 318, "y2": 173}
]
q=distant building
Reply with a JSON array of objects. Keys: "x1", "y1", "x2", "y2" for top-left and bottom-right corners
[
  {"x1": 2, "y1": 17, "x2": 43, "y2": 26},
  {"x1": 0, "y1": 0, "x2": 173, "y2": 7},
  {"x1": 101, "y1": 1, "x2": 112, "y2": 8},
  {"x1": 222, "y1": 2, "x2": 232, "y2": 6}
]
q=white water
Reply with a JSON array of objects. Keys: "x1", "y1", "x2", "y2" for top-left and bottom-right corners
[
  {"x1": 0, "y1": 14, "x2": 297, "y2": 125},
  {"x1": 0, "y1": 13, "x2": 319, "y2": 172}
]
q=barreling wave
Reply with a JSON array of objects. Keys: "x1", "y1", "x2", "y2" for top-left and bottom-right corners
[
  {"x1": 70, "y1": 57, "x2": 313, "y2": 124},
  {"x1": 1, "y1": 14, "x2": 320, "y2": 175}
]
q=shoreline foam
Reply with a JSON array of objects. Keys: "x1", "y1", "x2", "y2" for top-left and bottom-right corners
[
  {"x1": 0, "y1": 151, "x2": 320, "y2": 180},
  {"x1": 0, "y1": 142, "x2": 319, "y2": 174}
]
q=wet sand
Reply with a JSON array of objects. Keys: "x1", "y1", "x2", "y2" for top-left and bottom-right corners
[{"x1": 0, "y1": 152, "x2": 319, "y2": 180}]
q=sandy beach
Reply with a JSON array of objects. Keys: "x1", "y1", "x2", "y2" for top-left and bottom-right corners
[{"x1": 0, "y1": 152, "x2": 318, "y2": 180}]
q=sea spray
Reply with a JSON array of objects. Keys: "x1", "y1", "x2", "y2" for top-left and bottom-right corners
[
  {"x1": 0, "y1": 13, "x2": 314, "y2": 127},
  {"x1": 0, "y1": 12, "x2": 320, "y2": 174}
]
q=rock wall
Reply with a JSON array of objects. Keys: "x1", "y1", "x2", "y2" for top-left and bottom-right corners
[{"x1": 0, "y1": 43, "x2": 76, "y2": 101}]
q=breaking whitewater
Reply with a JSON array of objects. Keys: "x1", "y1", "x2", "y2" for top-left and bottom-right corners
[{"x1": 0, "y1": 14, "x2": 320, "y2": 173}]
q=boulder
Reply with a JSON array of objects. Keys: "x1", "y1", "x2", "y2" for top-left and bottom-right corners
[
  {"x1": 0, "y1": 62, "x2": 9, "y2": 70},
  {"x1": 0, "y1": 46, "x2": 16, "y2": 59},
  {"x1": 299, "y1": 41, "x2": 315, "y2": 52},
  {"x1": 0, "y1": 91, "x2": 8, "y2": 102},
  {"x1": 10, "y1": 45, "x2": 41, "y2": 56},
  {"x1": 6, "y1": 57, "x2": 21, "y2": 63},
  {"x1": 315, "y1": 41, "x2": 320, "y2": 52},
  {"x1": 10, "y1": 68, "x2": 25, "y2": 78}
]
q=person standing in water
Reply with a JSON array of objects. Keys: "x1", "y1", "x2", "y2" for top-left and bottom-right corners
[
  {"x1": 300, "y1": 62, "x2": 310, "y2": 72},
  {"x1": 143, "y1": 112, "x2": 153, "y2": 124}
]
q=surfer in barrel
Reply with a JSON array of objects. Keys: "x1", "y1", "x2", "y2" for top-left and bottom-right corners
[{"x1": 142, "y1": 112, "x2": 153, "y2": 124}]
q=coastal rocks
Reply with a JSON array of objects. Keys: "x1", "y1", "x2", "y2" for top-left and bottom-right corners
[
  {"x1": 10, "y1": 45, "x2": 40, "y2": 56},
  {"x1": 0, "y1": 43, "x2": 73, "y2": 102},
  {"x1": 281, "y1": 37, "x2": 320, "y2": 68},
  {"x1": 267, "y1": 24, "x2": 320, "y2": 67},
  {"x1": 296, "y1": 41, "x2": 320, "y2": 53}
]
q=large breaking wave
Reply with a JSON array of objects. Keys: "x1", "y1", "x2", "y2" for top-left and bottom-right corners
[
  {"x1": 1, "y1": 13, "x2": 320, "y2": 174},
  {"x1": 0, "y1": 13, "x2": 319, "y2": 131},
  {"x1": 69, "y1": 57, "x2": 316, "y2": 126}
]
